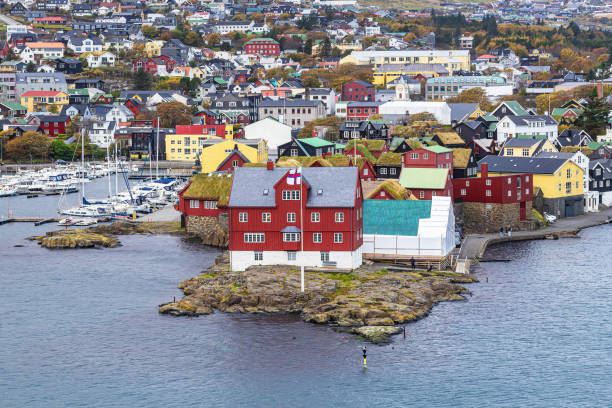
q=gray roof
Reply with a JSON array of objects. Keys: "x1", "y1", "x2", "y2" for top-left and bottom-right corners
[
  {"x1": 478, "y1": 156, "x2": 569, "y2": 175},
  {"x1": 259, "y1": 98, "x2": 322, "y2": 108},
  {"x1": 506, "y1": 115, "x2": 557, "y2": 126},
  {"x1": 535, "y1": 152, "x2": 576, "y2": 160},
  {"x1": 228, "y1": 167, "x2": 358, "y2": 208},
  {"x1": 448, "y1": 103, "x2": 478, "y2": 122},
  {"x1": 503, "y1": 138, "x2": 543, "y2": 148}
]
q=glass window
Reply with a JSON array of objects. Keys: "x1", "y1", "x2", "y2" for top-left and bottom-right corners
[
  {"x1": 313, "y1": 233, "x2": 322, "y2": 243},
  {"x1": 254, "y1": 251, "x2": 263, "y2": 261},
  {"x1": 335, "y1": 212, "x2": 344, "y2": 222},
  {"x1": 320, "y1": 252, "x2": 329, "y2": 262},
  {"x1": 334, "y1": 233, "x2": 343, "y2": 243},
  {"x1": 239, "y1": 212, "x2": 248, "y2": 222},
  {"x1": 287, "y1": 251, "x2": 296, "y2": 261},
  {"x1": 311, "y1": 212, "x2": 320, "y2": 223},
  {"x1": 283, "y1": 232, "x2": 300, "y2": 242},
  {"x1": 190, "y1": 200, "x2": 199, "y2": 208},
  {"x1": 287, "y1": 212, "x2": 296, "y2": 223},
  {"x1": 262, "y1": 212, "x2": 271, "y2": 223}
]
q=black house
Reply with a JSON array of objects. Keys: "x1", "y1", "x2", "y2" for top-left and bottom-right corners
[
  {"x1": 339, "y1": 120, "x2": 389, "y2": 141},
  {"x1": 55, "y1": 58, "x2": 83, "y2": 74},
  {"x1": 9, "y1": 2, "x2": 29, "y2": 17},
  {"x1": 277, "y1": 138, "x2": 335, "y2": 158},
  {"x1": 74, "y1": 78, "x2": 105, "y2": 90},
  {"x1": 452, "y1": 148, "x2": 477, "y2": 179},
  {"x1": 589, "y1": 159, "x2": 612, "y2": 196},
  {"x1": 454, "y1": 120, "x2": 488, "y2": 141},
  {"x1": 373, "y1": 152, "x2": 402, "y2": 180}
]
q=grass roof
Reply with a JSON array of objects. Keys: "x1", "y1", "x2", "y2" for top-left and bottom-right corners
[
  {"x1": 406, "y1": 137, "x2": 423, "y2": 150},
  {"x1": 182, "y1": 173, "x2": 232, "y2": 207},
  {"x1": 435, "y1": 131, "x2": 464, "y2": 145},
  {"x1": 366, "y1": 179, "x2": 408, "y2": 200},
  {"x1": 277, "y1": 156, "x2": 333, "y2": 167},
  {"x1": 376, "y1": 152, "x2": 402, "y2": 166},
  {"x1": 560, "y1": 146, "x2": 595, "y2": 156},
  {"x1": 242, "y1": 163, "x2": 267, "y2": 167},
  {"x1": 325, "y1": 154, "x2": 351, "y2": 167},
  {"x1": 345, "y1": 138, "x2": 386, "y2": 151},
  {"x1": 344, "y1": 143, "x2": 377, "y2": 163},
  {"x1": 452, "y1": 148, "x2": 472, "y2": 168}
]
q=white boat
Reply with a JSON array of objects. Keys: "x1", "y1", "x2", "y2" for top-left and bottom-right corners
[
  {"x1": 73, "y1": 218, "x2": 98, "y2": 226},
  {"x1": 58, "y1": 218, "x2": 74, "y2": 226},
  {"x1": 0, "y1": 187, "x2": 17, "y2": 197}
]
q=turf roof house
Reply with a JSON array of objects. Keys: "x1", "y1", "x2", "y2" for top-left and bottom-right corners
[
  {"x1": 403, "y1": 145, "x2": 453, "y2": 170},
  {"x1": 344, "y1": 139, "x2": 388, "y2": 160},
  {"x1": 374, "y1": 152, "x2": 403, "y2": 179},
  {"x1": 431, "y1": 131, "x2": 466, "y2": 149},
  {"x1": 277, "y1": 137, "x2": 337, "y2": 158},
  {"x1": 227, "y1": 166, "x2": 364, "y2": 271},
  {"x1": 362, "y1": 197, "x2": 456, "y2": 258},
  {"x1": 452, "y1": 148, "x2": 477, "y2": 178},
  {"x1": 177, "y1": 174, "x2": 232, "y2": 234},
  {"x1": 364, "y1": 180, "x2": 413, "y2": 200}
]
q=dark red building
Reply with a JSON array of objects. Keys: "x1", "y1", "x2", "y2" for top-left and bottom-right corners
[
  {"x1": 346, "y1": 102, "x2": 382, "y2": 121},
  {"x1": 341, "y1": 80, "x2": 375, "y2": 102},
  {"x1": 403, "y1": 146, "x2": 453, "y2": 170},
  {"x1": 453, "y1": 163, "x2": 533, "y2": 232},
  {"x1": 37, "y1": 115, "x2": 70, "y2": 137},
  {"x1": 227, "y1": 165, "x2": 363, "y2": 271},
  {"x1": 244, "y1": 38, "x2": 280, "y2": 56},
  {"x1": 216, "y1": 147, "x2": 250, "y2": 172}
]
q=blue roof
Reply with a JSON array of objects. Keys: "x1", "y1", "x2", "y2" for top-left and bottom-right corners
[{"x1": 363, "y1": 200, "x2": 432, "y2": 237}]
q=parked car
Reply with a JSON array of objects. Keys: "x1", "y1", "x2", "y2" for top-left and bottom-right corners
[{"x1": 544, "y1": 212, "x2": 557, "y2": 223}]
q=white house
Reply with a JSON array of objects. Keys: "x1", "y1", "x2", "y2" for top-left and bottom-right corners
[
  {"x1": 67, "y1": 37, "x2": 103, "y2": 54},
  {"x1": 83, "y1": 51, "x2": 116, "y2": 68},
  {"x1": 362, "y1": 196, "x2": 456, "y2": 258},
  {"x1": 302, "y1": 88, "x2": 336, "y2": 116},
  {"x1": 87, "y1": 121, "x2": 116, "y2": 148},
  {"x1": 105, "y1": 104, "x2": 134, "y2": 123},
  {"x1": 379, "y1": 101, "x2": 452, "y2": 125},
  {"x1": 495, "y1": 115, "x2": 558, "y2": 145},
  {"x1": 243, "y1": 117, "x2": 292, "y2": 158}
]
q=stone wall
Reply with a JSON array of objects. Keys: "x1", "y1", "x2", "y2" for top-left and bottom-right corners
[
  {"x1": 185, "y1": 215, "x2": 228, "y2": 248},
  {"x1": 463, "y1": 201, "x2": 532, "y2": 233}
]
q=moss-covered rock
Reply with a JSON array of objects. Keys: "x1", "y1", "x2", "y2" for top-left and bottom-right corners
[
  {"x1": 351, "y1": 326, "x2": 402, "y2": 344},
  {"x1": 36, "y1": 230, "x2": 120, "y2": 248}
]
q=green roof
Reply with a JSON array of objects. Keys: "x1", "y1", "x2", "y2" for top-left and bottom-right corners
[
  {"x1": 68, "y1": 89, "x2": 89, "y2": 95},
  {"x1": 0, "y1": 102, "x2": 27, "y2": 110},
  {"x1": 482, "y1": 115, "x2": 498, "y2": 122},
  {"x1": 516, "y1": 134, "x2": 547, "y2": 139},
  {"x1": 399, "y1": 168, "x2": 449, "y2": 189},
  {"x1": 390, "y1": 137, "x2": 405, "y2": 150},
  {"x1": 245, "y1": 37, "x2": 279, "y2": 45},
  {"x1": 297, "y1": 137, "x2": 335, "y2": 148},
  {"x1": 363, "y1": 200, "x2": 432, "y2": 236},
  {"x1": 502, "y1": 101, "x2": 529, "y2": 116},
  {"x1": 424, "y1": 145, "x2": 452, "y2": 153},
  {"x1": 335, "y1": 143, "x2": 346, "y2": 150},
  {"x1": 588, "y1": 141, "x2": 602, "y2": 149}
]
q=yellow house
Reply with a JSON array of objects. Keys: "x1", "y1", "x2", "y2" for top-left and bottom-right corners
[
  {"x1": 373, "y1": 64, "x2": 447, "y2": 86},
  {"x1": 145, "y1": 41, "x2": 164, "y2": 57},
  {"x1": 198, "y1": 139, "x2": 268, "y2": 173},
  {"x1": 502, "y1": 138, "x2": 558, "y2": 157},
  {"x1": 20, "y1": 90, "x2": 69, "y2": 112},
  {"x1": 165, "y1": 125, "x2": 235, "y2": 161},
  {"x1": 340, "y1": 50, "x2": 470, "y2": 73},
  {"x1": 481, "y1": 155, "x2": 584, "y2": 217}
]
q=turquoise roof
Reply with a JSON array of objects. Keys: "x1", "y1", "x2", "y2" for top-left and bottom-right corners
[{"x1": 363, "y1": 200, "x2": 432, "y2": 237}]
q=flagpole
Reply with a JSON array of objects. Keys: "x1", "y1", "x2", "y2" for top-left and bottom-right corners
[{"x1": 300, "y1": 167, "x2": 304, "y2": 292}]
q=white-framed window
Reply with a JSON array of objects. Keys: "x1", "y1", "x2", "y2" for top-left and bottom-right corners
[
  {"x1": 244, "y1": 233, "x2": 264, "y2": 243},
  {"x1": 239, "y1": 212, "x2": 248, "y2": 222},
  {"x1": 282, "y1": 190, "x2": 300, "y2": 200},
  {"x1": 320, "y1": 251, "x2": 330, "y2": 262},
  {"x1": 507, "y1": 191, "x2": 512, "y2": 197},
  {"x1": 287, "y1": 212, "x2": 296, "y2": 223},
  {"x1": 287, "y1": 251, "x2": 296, "y2": 261},
  {"x1": 461, "y1": 189, "x2": 466, "y2": 195},
  {"x1": 262, "y1": 212, "x2": 271, "y2": 223},
  {"x1": 486, "y1": 179, "x2": 492, "y2": 186},
  {"x1": 522, "y1": 149, "x2": 529, "y2": 157},
  {"x1": 313, "y1": 233, "x2": 322, "y2": 243},
  {"x1": 419, "y1": 191, "x2": 425, "y2": 199},
  {"x1": 283, "y1": 232, "x2": 300, "y2": 242},
  {"x1": 567, "y1": 169, "x2": 571, "y2": 178},
  {"x1": 334, "y1": 233, "x2": 343, "y2": 243},
  {"x1": 508, "y1": 178, "x2": 512, "y2": 184},
  {"x1": 486, "y1": 190, "x2": 492, "y2": 196},
  {"x1": 254, "y1": 251, "x2": 263, "y2": 261},
  {"x1": 290, "y1": 148, "x2": 298, "y2": 156},
  {"x1": 335, "y1": 212, "x2": 344, "y2": 222},
  {"x1": 390, "y1": 168, "x2": 396, "y2": 175},
  {"x1": 189, "y1": 199, "x2": 199, "y2": 208},
  {"x1": 363, "y1": 168, "x2": 368, "y2": 175},
  {"x1": 380, "y1": 168, "x2": 387, "y2": 175},
  {"x1": 204, "y1": 201, "x2": 217, "y2": 209},
  {"x1": 311, "y1": 212, "x2": 320, "y2": 223},
  {"x1": 410, "y1": 153, "x2": 418, "y2": 159},
  {"x1": 424, "y1": 153, "x2": 429, "y2": 159}
]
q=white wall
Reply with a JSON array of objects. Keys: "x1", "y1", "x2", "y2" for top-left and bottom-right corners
[
  {"x1": 379, "y1": 101, "x2": 452, "y2": 125},
  {"x1": 244, "y1": 117, "x2": 292, "y2": 153},
  {"x1": 229, "y1": 248, "x2": 363, "y2": 272}
]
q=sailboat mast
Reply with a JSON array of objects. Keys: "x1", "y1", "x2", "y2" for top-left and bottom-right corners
[
  {"x1": 81, "y1": 129, "x2": 85, "y2": 203},
  {"x1": 107, "y1": 144, "x2": 111, "y2": 198},
  {"x1": 156, "y1": 117, "x2": 159, "y2": 181},
  {"x1": 115, "y1": 144, "x2": 119, "y2": 197},
  {"x1": 149, "y1": 140, "x2": 153, "y2": 182}
]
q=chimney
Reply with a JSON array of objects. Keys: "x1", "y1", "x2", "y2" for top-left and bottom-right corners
[
  {"x1": 266, "y1": 160, "x2": 274, "y2": 170},
  {"x1": 481, "y1": 163, "x2": 488, "y2": 178},
  {"x1": 597, "y1": 81, "x2": 604, "y2": 100}
]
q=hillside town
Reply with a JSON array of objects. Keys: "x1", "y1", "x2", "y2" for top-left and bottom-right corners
[{"x1": 1, "y1": 0, "x2": 612, "y2": 271}]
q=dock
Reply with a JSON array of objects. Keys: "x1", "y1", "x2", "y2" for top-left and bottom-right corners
[{"x1": 0, "y1": 218, "x2": 60, "y2": 225}]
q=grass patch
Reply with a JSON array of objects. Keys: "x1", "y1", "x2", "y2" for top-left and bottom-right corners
[{"x1": 200, "y1": 273, "x2": 219, "y2": 279}]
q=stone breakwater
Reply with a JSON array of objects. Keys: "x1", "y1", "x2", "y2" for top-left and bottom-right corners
[{"x1": 159, "y1": 253, "x2": 477, "y2": 343}]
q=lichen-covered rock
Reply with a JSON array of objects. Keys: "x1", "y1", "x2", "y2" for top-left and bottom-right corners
[
  {"x1": 351, "y1": 326, "x2": 402, "y2": 344},
  {"x1": 159, "y1": 253, "x2": 478, "y2": 343},
  {"x1": 36, "y1": 230, "x2": 120, "y2": 248}
]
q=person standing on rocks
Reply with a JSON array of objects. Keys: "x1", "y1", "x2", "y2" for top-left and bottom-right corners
[{"x1": 410, "y1": 257, "x2": 416, "y2": 270}]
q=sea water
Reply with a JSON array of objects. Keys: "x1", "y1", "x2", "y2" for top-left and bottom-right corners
[{"x1": 1, "y1": 177, "x2": 611, "y2": 407}]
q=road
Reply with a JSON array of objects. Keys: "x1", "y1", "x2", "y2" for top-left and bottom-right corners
[
  {"x1": 459, "y1": 206, "x2": 612, "y2": 259},
  {"x1": 0, "y1": 13, "x2": 22, "y2": 26}
]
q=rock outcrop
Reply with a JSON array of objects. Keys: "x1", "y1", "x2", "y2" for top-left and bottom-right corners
[
  {"x1": 159, "y1": 252, "x2": 477, "y2": 343},
  {"x1": 32, "y1": 229, "x2": 120, "y2": 248}
]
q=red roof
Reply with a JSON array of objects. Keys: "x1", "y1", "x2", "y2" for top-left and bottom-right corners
[
  {"x1": 21, "y1": 91, "x2": 64, "y2": 97},
  {"x1": 476, "y1": 54, "x2": 497, "y2": 59},
  {"x1": 33, "y1": 17, "x2": 66, "y2": 22}
]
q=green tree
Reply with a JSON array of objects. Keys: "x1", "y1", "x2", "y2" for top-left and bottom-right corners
[
  {"x1": 26, "y1": 62, "x2": 36, "y2": 72},
  {"x1": 304, "y1": 38, "x2": 313, "y2": 55},
  {"x1": 133, "y1": 68, "x2": 152, "y2": 90},
  {"x1": 319, "y1": 37, "x2": 331, "y2": 58},
  {"x1": 51, "y1": 139, "x2": 74, "y2": 161},
  {"x1": 302, "y1": 74, "x2": 320, "y2": 88},
  {"x1": 184, "y1": 31, "x2": 202, "y2": 46},
  {"x1": 575, "y1": 99, "x2": 609, "y2": 136},
  {"x1": 142, "y1": 25, "x2": 160, "y2": 39}
]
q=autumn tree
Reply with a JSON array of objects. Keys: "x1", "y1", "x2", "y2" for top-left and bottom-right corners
[
  {"x1": 6, "y1": 131, "x2": 52, "y2": 162},
  {"x1": 184, "y1": 31, "x2": 203, "y2": 47},
  {"x1": 206, "y1": 32, "x2": 221, "y2": 47},
  {"x1": 142, "y1": 25, "x2": 160, "y2": 39},
  {"x1": 156, "y1": 102, "x2": 192, "y2": 128},
  {"x1": 446, "y1": 88, "x2": 493, "y2": 111},
  {"x1": 302, "y1": 73, "x2": 321, "y2": 88}
]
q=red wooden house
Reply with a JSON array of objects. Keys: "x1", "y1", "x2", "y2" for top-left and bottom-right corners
[
  {"x1": 227, "y1": 165, "x2": 363, "y2": 271},
  {"x1": 341, "y1": 80, "x2": 375, "y2": 102},
  {"x1": 453, "y1": 163, "x2": 533, "y2": 232},
  {"x1": 346, "y1": 102, "x2": 382, "y2": 121},
  {"x1": 196, "y1": 109, "x2": 220, "y2": 125},
  {"x1": 125, "y1": 99, "x2": 145, "y2": 116},
  {"x1": 353, "y1": 158, "x2": 376, "y2": 181},
  {"x1": 177, "y1": 174, "x2": 232, "y2": 232},
  {"x1": 37, "y1": 115, "x2": 71, "y2": 137},
  {"x1": 403, "y1": 145, "x2": 453, "y2": 170},
  {"x1": 398, "y1": 167, "x2": 453, "y2": 200},
  {"x1": 216, "y1": 147, "x2": 250, "y2": 172},
  {"x1": 0, "y1": 41, "x2": 9, "y2": 57}
]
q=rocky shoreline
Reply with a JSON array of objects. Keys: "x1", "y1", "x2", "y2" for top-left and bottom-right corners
[
  {"x1": 159, "y1": 252, "x2": 477, "y2": 343},
  {"x1": 29, "y1": 221, "x2": 184, "y2": 248}
]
